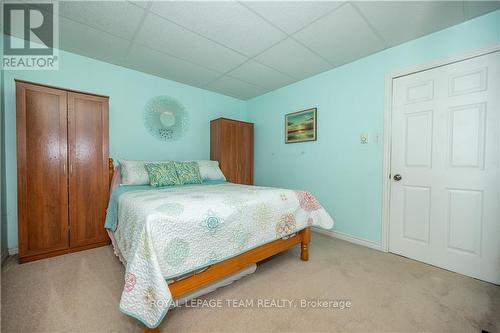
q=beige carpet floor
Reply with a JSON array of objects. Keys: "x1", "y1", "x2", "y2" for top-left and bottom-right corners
[{"x1": 2, "y1": 233, "x2": 499, "y2": 333}]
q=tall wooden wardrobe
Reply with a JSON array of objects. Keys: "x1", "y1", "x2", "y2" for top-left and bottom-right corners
[
  {"x1": 210, "y1": 118, "x2": 253, "y2": 185},
  {"x1": 16, "y1": 80, "x2": 109, "y2": 263}
]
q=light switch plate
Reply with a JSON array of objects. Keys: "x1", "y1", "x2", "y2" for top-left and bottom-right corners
[{"x1": 361, "y1": 133, "x2": 369, "y2": 144}]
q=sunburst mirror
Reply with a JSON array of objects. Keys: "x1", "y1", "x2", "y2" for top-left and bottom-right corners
[{"x1": 143, "y1": 96, "x2": 189, "y2": 141}]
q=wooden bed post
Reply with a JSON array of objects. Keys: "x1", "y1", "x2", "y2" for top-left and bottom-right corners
[
  {"x1": 144, "y1": 328, "x2": 159, "y2": 333},
  {"x1": 300, "y1": 227, "x2": 311, "y2": 261},
  {"x1": 109, "y1": 158, "x2": 114, "y2": 186}
]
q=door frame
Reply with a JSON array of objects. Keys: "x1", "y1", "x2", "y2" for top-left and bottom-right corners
[{"x1": 381, "y1": 43, "x2": 500, "y2": 252}]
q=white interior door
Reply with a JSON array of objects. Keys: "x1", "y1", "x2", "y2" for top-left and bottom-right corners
[{"x1": 389, "y1": 51, "x2": 500, "y2": 284}]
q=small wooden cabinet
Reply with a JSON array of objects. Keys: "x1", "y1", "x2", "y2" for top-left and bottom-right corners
[
  {"x1": 16, "y1": 80, "x2": 109, "y2": 263},
  {"x1": 210, "y1": 118, "x2": 253, "y2": 185}
]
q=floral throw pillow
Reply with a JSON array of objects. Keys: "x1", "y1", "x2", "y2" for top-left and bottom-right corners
[
  {"x1": 174, "y1": 161, "x2": 203, "y2": 184},
  {"x1": 144, "y1": 162, "x2": 181, "y2": 187}
]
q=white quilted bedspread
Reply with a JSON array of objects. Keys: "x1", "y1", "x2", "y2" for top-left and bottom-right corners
[{"x1": 110, "y1": 183, "x2": 334, "y2": 328}]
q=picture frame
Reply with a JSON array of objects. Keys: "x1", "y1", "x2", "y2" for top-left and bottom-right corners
[{"x1": 285, "y1": 108, "x2": 317, "y2": 144}]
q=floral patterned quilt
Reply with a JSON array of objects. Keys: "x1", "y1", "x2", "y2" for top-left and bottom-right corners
[{"x1": 107, "y1": 182, "x2": 334, "y2": 328}]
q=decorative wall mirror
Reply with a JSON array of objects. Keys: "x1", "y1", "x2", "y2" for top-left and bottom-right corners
[{"x1": 143, "y1": 96, "x2": 189, "y2": 141}]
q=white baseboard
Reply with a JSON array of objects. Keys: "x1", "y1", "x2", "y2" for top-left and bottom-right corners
[
  {"x1": 5, "y1": 232, "x2": 383, "y2": 256},
  {"x1": 8, "y1": 247, "x2": 18, "y2": 255},
  {"x1": 313, "y1": 228, "x2": 384, "y2": 252}
]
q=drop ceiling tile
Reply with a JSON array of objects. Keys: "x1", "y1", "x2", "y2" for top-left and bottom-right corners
[
  {"x1": 135, "y1": 13, "x2": 247, "y2": 73},
  {"x1": 227, "y1": 60, "x2": 296, "y2": 90},
  {"x1": 150, "y1": 1, "x2": 286, "y2": 56},
  {"x1": 294, "y1": 3, "x2": 385, "y2": 66},
  {"x1": 126, "y1": 45, "x2": 221, "y2": 88},
  {"x1": 355, "y1": 1, "x2": 465, "y2": 47},
  {"x1": 129, "y1": 1, "x2": 150, "y2": 9},
  {"x1": 29, "y1": 1, "x2": 498, "y2": 102},
  {"x1": 205, "y1": 76, "x2": 267, "y2": 100},
  {"x1": 464, "y1": 1, "x2": 500, "y2": 20},
  {"x1": 59, "y1": 1, "x2": 144, "y2": 40},
  {"x1": 255, "y1": 38, "x2": 332, "y2": 79},
  {"x1": 242, "y1": 1, "x2": 344, "y2": 34},
  {"x1": 59, "y1": 17, "x2": 131, "y2": 66}
]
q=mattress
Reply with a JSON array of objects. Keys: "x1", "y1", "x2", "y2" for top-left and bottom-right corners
[{"x1": 105, "y1": 182, "x2": 334, "y2": 328}]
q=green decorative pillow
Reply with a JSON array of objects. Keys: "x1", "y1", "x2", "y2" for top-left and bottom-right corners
[
  {"x1": 144, "y1": 162, "x2": 181, "y2": 187},
  {"x1": 174, "y1": 161, "x2": 203, "y2": 185}
]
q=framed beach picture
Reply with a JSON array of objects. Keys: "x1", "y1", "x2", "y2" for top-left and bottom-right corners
[{"x1": 285, "y1": 108, "x2": 317, "y2": 143}]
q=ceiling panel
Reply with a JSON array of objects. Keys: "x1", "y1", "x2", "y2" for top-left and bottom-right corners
[
  {"x1": 126, "y1": 45, "x2": 220, "y2": 87},
  {"x1": 205, "y1": 76, "x2": 268, "y2": 100},
  {"x1": 150, "y1": 1, "x2": 286, "y2": 56},
  {"x1": 59, "y1": 17, "x2": 131, "y2": 67},
  {"x1": 294, "y1": 3, "x2": 385, "y2": 66},
  {"x1": 255, "y1": 38, "x2": 332, "y2": 79},
  {"x1": 135, "y1": 13, "x2": 247, "y2": 73},
  {"x1": 355, "y1": 1, "x2": 465, "y2": 47},
  {"x1": 59, "y1": 1, "x2": 144, "y2": 40},
  {"x1": 242, "y1": 1, "x2": 344, "y2": 34},
  {"x1": 227, "y1": 60, "x2": 296, "y2": 90},
  {"x1": 464, "y1": 1, "x2": 500, "y2": 20},
  {"x1": 129, "y1": 0, "x2": 150, "y2": 9},
  {"x1": 30, "y1": 1, "x2": 500, "y2": 100}
]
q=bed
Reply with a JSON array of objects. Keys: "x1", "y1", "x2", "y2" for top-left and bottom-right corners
[{"x1": 105, "y1": 159, "x2": 334, "y2": 332}]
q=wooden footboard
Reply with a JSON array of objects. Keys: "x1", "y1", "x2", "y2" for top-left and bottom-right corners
[{"x1": 144, "y1": 227, "x2": 311, "y2": 333}]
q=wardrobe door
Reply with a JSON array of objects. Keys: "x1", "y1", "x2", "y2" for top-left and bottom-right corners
[
  {"x1": 67, "y1": 92, "x2": 109, "y2": 248},
  {"x1": 220, "y1": 120, "x2": 241, "y2": 183},
  {"x1": 16, "y1": 82, "x2": 69, "y2": 258},
  {"x1": 238, "y1": 123, "x2": 253, "y2": 185}
]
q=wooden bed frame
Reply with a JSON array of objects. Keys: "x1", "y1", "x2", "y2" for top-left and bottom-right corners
[{"x1": 109, "y1": 158, "x2": 311, "y2": 333}]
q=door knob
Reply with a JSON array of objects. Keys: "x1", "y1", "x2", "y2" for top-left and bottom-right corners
[{"x1": 393, "y1": 174, "x2": 402, "y2": 181}]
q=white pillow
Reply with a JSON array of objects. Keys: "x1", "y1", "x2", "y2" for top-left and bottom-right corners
[
  {"x1": 119, "y1": 159, "x2": 225, "y2": 185},
  {"x1": 196, "y1": 160, "x2": 226, "y2": 181},
  {"x1": 119, "y1": 159, "x2": 162, "y2": 185}
]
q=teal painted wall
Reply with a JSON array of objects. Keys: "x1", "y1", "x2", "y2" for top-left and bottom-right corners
[
  {"x1": 1, "y1": 35, "x2": 7, "y2": 258},
  {"x1": 1, "y1": 69, "x2": 6, "y2": 257},
  {"x1": 246, "y1": 10, "x2": 500, "y2": 244},
  {"x1": 2, "y1": 10, "x2": 500, "y2": 250},
  {"x1": 2, "y1": 44, "x2": 247, "y2": 249}
]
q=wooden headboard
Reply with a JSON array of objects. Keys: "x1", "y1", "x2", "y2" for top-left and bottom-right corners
[{"x1": 109, "y1": 158, "x2": 114, "y2": 187}]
